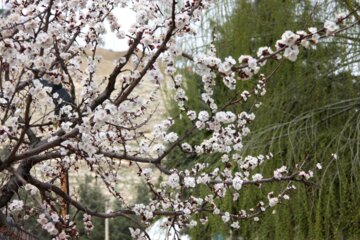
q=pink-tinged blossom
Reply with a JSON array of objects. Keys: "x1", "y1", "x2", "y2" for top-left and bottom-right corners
[{"x1": 43, "y1": 222, "x2": 59, "y2": 236}]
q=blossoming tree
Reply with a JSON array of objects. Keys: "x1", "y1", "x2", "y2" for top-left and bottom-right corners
[{"x1": 0, "y1": 0, "x2": 358, "y2": 239}]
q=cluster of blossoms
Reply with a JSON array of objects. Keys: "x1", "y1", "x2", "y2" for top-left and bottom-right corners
[
  {"x1": 0, "y1": 0, "x2": 355, "y2": 239},
  {"x1": 35, "y1": 203, "x2": 77, "y2": 239},
  {"x1": 83, "y1": 214, "x2": 94, "y2": 232},
  {"x1": 24, "y1": 183, "x2": 39, "y2": 195},
  {"x1": 8, "y1": 199, "x2": 24, "y2": 213},
  {"x1": 37, "y1": 213, "x2": 60, "y2": 236}
]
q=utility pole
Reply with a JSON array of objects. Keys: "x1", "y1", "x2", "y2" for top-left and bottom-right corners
[{"x1": 105, "y1": 200, "x2": 109, "y2": 240}]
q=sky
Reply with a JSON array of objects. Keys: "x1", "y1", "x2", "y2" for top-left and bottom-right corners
[
  {"x1": 0, "y1": 2, "x2": 136, "y2": 52},
  {"x1": 75, "y1": 7, "x2": 137, "y2": 52},
  {"x1": 102, "y1": 8, "x2": 136, "y2": 51}
]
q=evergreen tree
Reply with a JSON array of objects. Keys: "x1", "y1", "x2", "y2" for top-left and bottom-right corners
[{"x1": 76, "y1": 176, "x2": 134, "y2": 240}]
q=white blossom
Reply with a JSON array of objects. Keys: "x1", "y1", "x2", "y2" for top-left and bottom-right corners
[
  {"x1": 316, "y1": 163, "x2": 322, "y2": 170},
  {"x1": 153, "y1": 143, "x2": 165, "y2": 156},
  {"x1": 283, "y1": 45, "x2": 299, "y2": 62},
  {"x1": 283, "y1": 194, "x2": 290, "y2": 200},
  {"x1": 167, "y1": 173, "x2": 180, "y2": 188},
  {"x1": 24, "y1": 184, "x2": 38, "y2": 195},
  {"x1": 184, "y1": 176, "x2": 196, "y2": 188},
  {"x1": 230, "y1": 221, "x2": 240, "y2": 229},
  {"x1": 187, "y1": 110, "x2": 197, "y2": 120},
  {"x1": 43, "y1": 222, "x2": 58, "y2": 235},
  {"x1": 181, "y1": 143, "x2": 193, "y2": 152},
  {"x1": 198, "y1": 111, "x2": 210, "y2": 122},
  {"x1": 8, "y1": 200, "x2": 24, "y2": 212},
  {"x1": 164, "y1": 132, "x2": 179, "y2": 143},
  {"x1": 252, "y1": 173, "x2": 263, "y2": 182},
  {"x1": 222, "y1": 212, "x2": 230, "y2": 223},
  {"x1": 269, "y1": 197, "x2": 279, "y2": 207},
  {"x1": 324, "y1": 20, "x2": 339, "y2": 35},
  {"x1": 273, "y1": 166, "x2": 288, "y2": 179},
  {"x1": 232, "y1": 176, "x2": 243, "y2": 190},
  {"x1": 281, "y1": 31, "x2": 300, "y2": 46}
]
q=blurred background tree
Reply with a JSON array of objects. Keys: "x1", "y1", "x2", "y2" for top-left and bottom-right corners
[
  {"x1": 166, "y1": 0, "x2": 360, "y2": 239},
  {"x1": 75, "y1": 176, "x2": 151, "y2": 240},
  {"x1": 13, "y1": 176, "x2": 150, "y2": 240}
]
